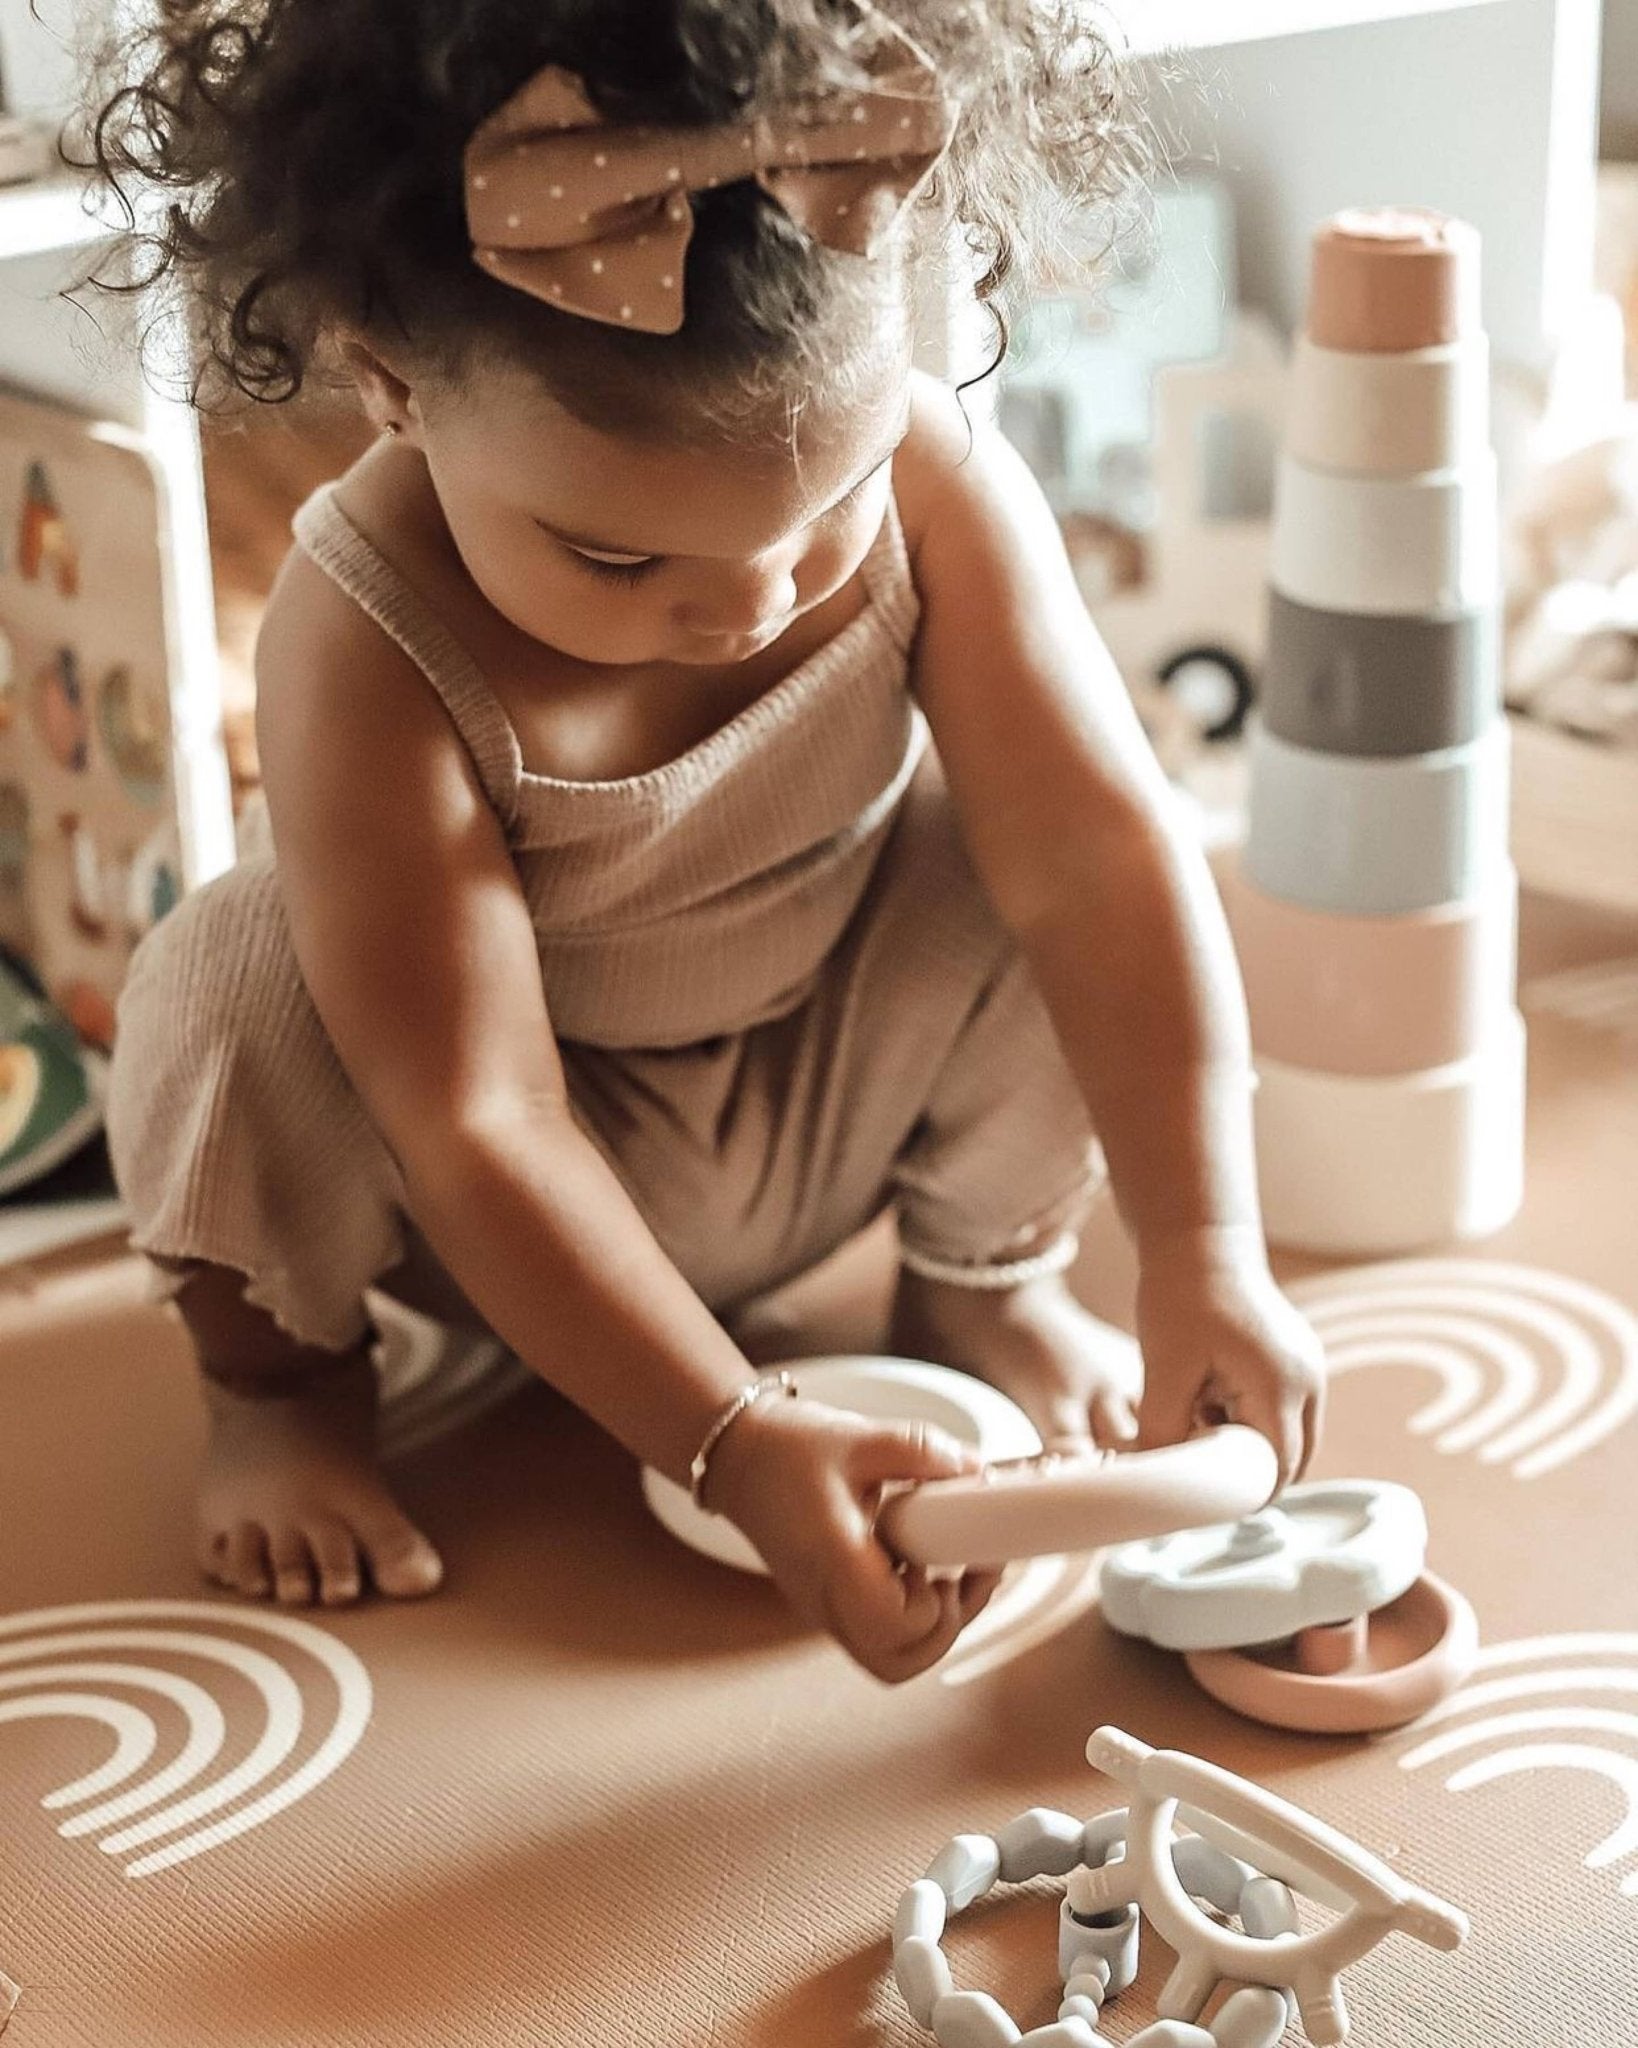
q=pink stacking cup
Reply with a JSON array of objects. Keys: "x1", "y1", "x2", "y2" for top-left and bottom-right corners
[{"x1": 1219, "y1": 858, "x2": 1518, "y2": 1076}]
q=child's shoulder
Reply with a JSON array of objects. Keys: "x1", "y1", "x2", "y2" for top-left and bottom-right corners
[
  {"x1": 893, "y1": 372, "x2": 970, "y2": 553},
  {"x1": 254, "y1": 445, "x2": 454, "y2": 759},
  {"x1": 894, "y1": 371, "x2": 1030, "y2": 590}
]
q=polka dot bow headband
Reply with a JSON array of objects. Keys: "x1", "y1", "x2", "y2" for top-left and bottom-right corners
[{"x1": 463, "y1": 34, "x2": 957, "y2": 333}]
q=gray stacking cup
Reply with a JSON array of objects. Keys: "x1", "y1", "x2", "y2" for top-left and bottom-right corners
[{"x1": 1261, "y1": 592, "x2": 1498, "y2": 756}]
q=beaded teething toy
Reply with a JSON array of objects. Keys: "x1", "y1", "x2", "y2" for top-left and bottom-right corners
[{"x1": 891, "y1": 1726, "x2": 1467, "y2": 2048}]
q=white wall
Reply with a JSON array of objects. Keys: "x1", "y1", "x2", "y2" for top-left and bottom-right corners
[
  {"x1": 1151, "y1": 0, "x2": 1603, "y2": 373},
  {"x1": 0, "y1": 0, "x2": 83, "y2": 117}
]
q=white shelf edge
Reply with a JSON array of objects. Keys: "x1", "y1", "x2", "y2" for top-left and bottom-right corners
[
  {"x1": 0, "y1": 1194, "x2": 127, "y2": 1272},
  {"x1": 1121, "y1": 0, "x2": 1505, "y2": 57},
  {"x1": 0, "y1": 175, "x2": 125, "y2": 264}
]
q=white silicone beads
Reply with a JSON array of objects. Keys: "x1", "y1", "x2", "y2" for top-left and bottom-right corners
[
  {"x1": 1212, "y1": 1987, "x2": 1290, "y2": 2048},
  {"x1": 897, "y1": 1937, "x2": 956, "y2": 2026},
  {"x1": 931, "y1": 1991, "x2": 1022, "y2": 2048},
  {"x1": 896, "y1": 1879, "x2": 949, "y2": 1946},
  {"x1": 896, "y1": 1799, "x2": 1301, "y2": 2048},
  {"x1": 997, "y1": 1808, "x2": 1087, "y2": 1883},
  {"x1": 926, "y1": 1834, "x2": 1003, "y2": 1911}
]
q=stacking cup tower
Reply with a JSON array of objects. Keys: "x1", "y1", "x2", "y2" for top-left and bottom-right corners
[{"x1": 1225, "y1": 209, "x2": 1524, "y2": 1254}]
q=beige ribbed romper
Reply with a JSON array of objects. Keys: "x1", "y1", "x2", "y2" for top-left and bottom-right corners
[{"x1": 106, "y1": 484, "x2": 1101, "y2": 1352}]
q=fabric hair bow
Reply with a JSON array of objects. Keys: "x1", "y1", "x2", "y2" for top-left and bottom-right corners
[{"x1": 463, "y1": 33, "x2": 956, "y2": 334}]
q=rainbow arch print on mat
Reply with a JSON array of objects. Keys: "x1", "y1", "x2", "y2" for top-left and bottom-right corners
[
  {"x1": 0, "y1": 1600, "x2": 372, "y2": 1879},
  {"x1": 1393, "y1": 1634, "x2": 1638, "y2": 1902},
  {"x1": 1522, "y1": 956, "x2": 1638, "y2": 1044},
  {"x1": 1289, "y1": 1260, "x2": 1638, "y2": 1479},
  {"x1": 938, "y1": 1550, "x2": 1107, "y2": 1689}
]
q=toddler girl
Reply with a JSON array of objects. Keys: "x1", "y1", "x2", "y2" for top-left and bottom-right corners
[{"x1": 93, "y1": 0, "x2": 1324, "y2": 1682}]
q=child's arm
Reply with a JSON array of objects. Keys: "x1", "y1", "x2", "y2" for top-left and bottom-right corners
[
  {"x1": 898, "y1": 378, "x2": 1324, "y2": 1484},
  {"x1": 253, "y1": 549, "x2": 993, "y2": 1677}
]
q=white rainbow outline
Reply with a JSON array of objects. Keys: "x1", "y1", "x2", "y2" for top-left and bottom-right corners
[
  {"x1": 1395, "y1": 1634, "x2": 1638, "y2": 1901},
  {"x1": 1290, "y1": 1260, "x2": 1638, "y2": 1478},
  {"x1": 939, "y1": 1550, "x2": 1107, "y2": 1689},
  {"x1": 1522, "y1": 956, "x2": 1638, "y2": 1039},
  {"x1": 372, "y1": 1294, "x2": 530, "y2": 1463},
  {"x1": 0, "y1": 1601, "x2": 372, "y2": 1879}
]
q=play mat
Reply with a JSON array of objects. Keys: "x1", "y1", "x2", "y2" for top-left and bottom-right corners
[{"x1": 0, "y1": 889, "x2": 1635, "y2": 2047}]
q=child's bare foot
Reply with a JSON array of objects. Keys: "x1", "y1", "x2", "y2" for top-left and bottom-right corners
[
  {"x1": 171, "y1": 1260, "x2": 444, "y2": 1606},
  {"x1": 889, "y1": 1268, "x2": 1142, "y2": 1451},
  {"x1": 198, "y1": 1356, "x2": 444, "y2": 1606}
]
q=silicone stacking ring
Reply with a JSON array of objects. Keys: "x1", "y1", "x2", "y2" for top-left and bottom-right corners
[
  {"x1": 1243, "y1": 719, "x2": 1511, "y2": 917},
  {"x1": 1219, "y1": 859, "x2": 1518, "y2": 1076},
  {"x1": 1261, "y1": 592, "x2": 1498, "y2": 758},
  {"x1": 1183, "y1": 1572, "x2": 1480, "y2": 1735},
  {"x1": 1286, "y1": 335, "x2": 1489, "y2": 477},
  {"x1": 1270, "y1": 458, "x2": 1498, "y2": 618},
  {"x1": 1252, "y1": 1013, "x2": 1527, "y2": 1256}
]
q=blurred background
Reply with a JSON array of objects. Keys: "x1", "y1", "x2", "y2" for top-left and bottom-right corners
[{"x1": 0, "y1": 0, "x2": 1634, "y2": 1257}]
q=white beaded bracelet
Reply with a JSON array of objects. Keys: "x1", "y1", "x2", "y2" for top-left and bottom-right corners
[
  {"x1": 898, "y1": 1234, "x2": 1081, "y2": 1291},
  {"x1": 688, "y1": 1370, "x2": 797, "y2": 1509},
  {"x1": 892, "y1": 1807, "x2": 1294, "y2": 2048}
]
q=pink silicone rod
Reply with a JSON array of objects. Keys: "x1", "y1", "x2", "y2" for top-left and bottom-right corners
[{"x1": 877, "y1": 1427, "x2": 1280, "y2": 1569}]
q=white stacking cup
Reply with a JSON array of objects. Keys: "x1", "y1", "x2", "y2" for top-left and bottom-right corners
[
  {"x1": 1253, "y1": 1013, "x2": 1527, "y2": 1255},
  {"x1": 1270, "y1": 456, "x2": 1499, "y2": 618},
  {"x1": 1286, "y1": 334, "x2": 1489, "y2": 477}
]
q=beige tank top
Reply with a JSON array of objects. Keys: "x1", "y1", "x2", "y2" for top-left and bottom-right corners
[{"x1": 291, "y1": 485, "x2": 927, "y2": 1051}]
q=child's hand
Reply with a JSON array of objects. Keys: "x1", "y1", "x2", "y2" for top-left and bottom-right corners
[
  {"x1": 1133, "y1": 1228, "x2": 1325, "y2": 1490},
  {"x1": 705, "y1": 1398, "x2": 1002, "y2": 1683}
]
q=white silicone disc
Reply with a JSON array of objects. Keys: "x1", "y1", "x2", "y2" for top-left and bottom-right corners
[
  {"x1": 1099, "y1": 1479, "x2": 1429, "y2": 1651},
  {"x1": 641, "y1": 1357, "x2": 1041, "y2": 1575}
]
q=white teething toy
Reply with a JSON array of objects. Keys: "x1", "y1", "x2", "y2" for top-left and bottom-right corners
[
  {"x1": 894, "y1": 1800, "x2": 1294, "y2": 2048},
  {"x1": 1074, "y1": 1728, "x2": 1468, "y2": 2046},
  {"x1": 891, "y1": 1725, "x2": 1466, "y2": 2048}
]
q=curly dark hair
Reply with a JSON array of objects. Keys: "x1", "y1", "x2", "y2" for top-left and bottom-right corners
[{"x1": 81, "y1": 0, "x2": 1145, "y2": 434}]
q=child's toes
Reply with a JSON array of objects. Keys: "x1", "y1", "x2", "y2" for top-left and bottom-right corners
[
  {"x1": 360, "y1": 1514, "x2": 444, "y2": 1599},
  {"x1": 305, "y1": 1517, "x2": 364, "y2": 1606},
  {"x1": 268, "y1": 1526, "x2": 317, "y2": 1605},
  {"x1": 210, "y1": 1521, "x2": 272, "y2": 1597}
]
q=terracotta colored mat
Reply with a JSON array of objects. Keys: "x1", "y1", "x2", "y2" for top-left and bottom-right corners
[{"x1": 2, "y1": 894, "x2": 1636, "y2": 2048}]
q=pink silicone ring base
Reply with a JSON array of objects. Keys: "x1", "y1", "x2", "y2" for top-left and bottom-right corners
[{"x1": 1184, "y1": 1572, "x2": 1479, "y2": 1734}]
